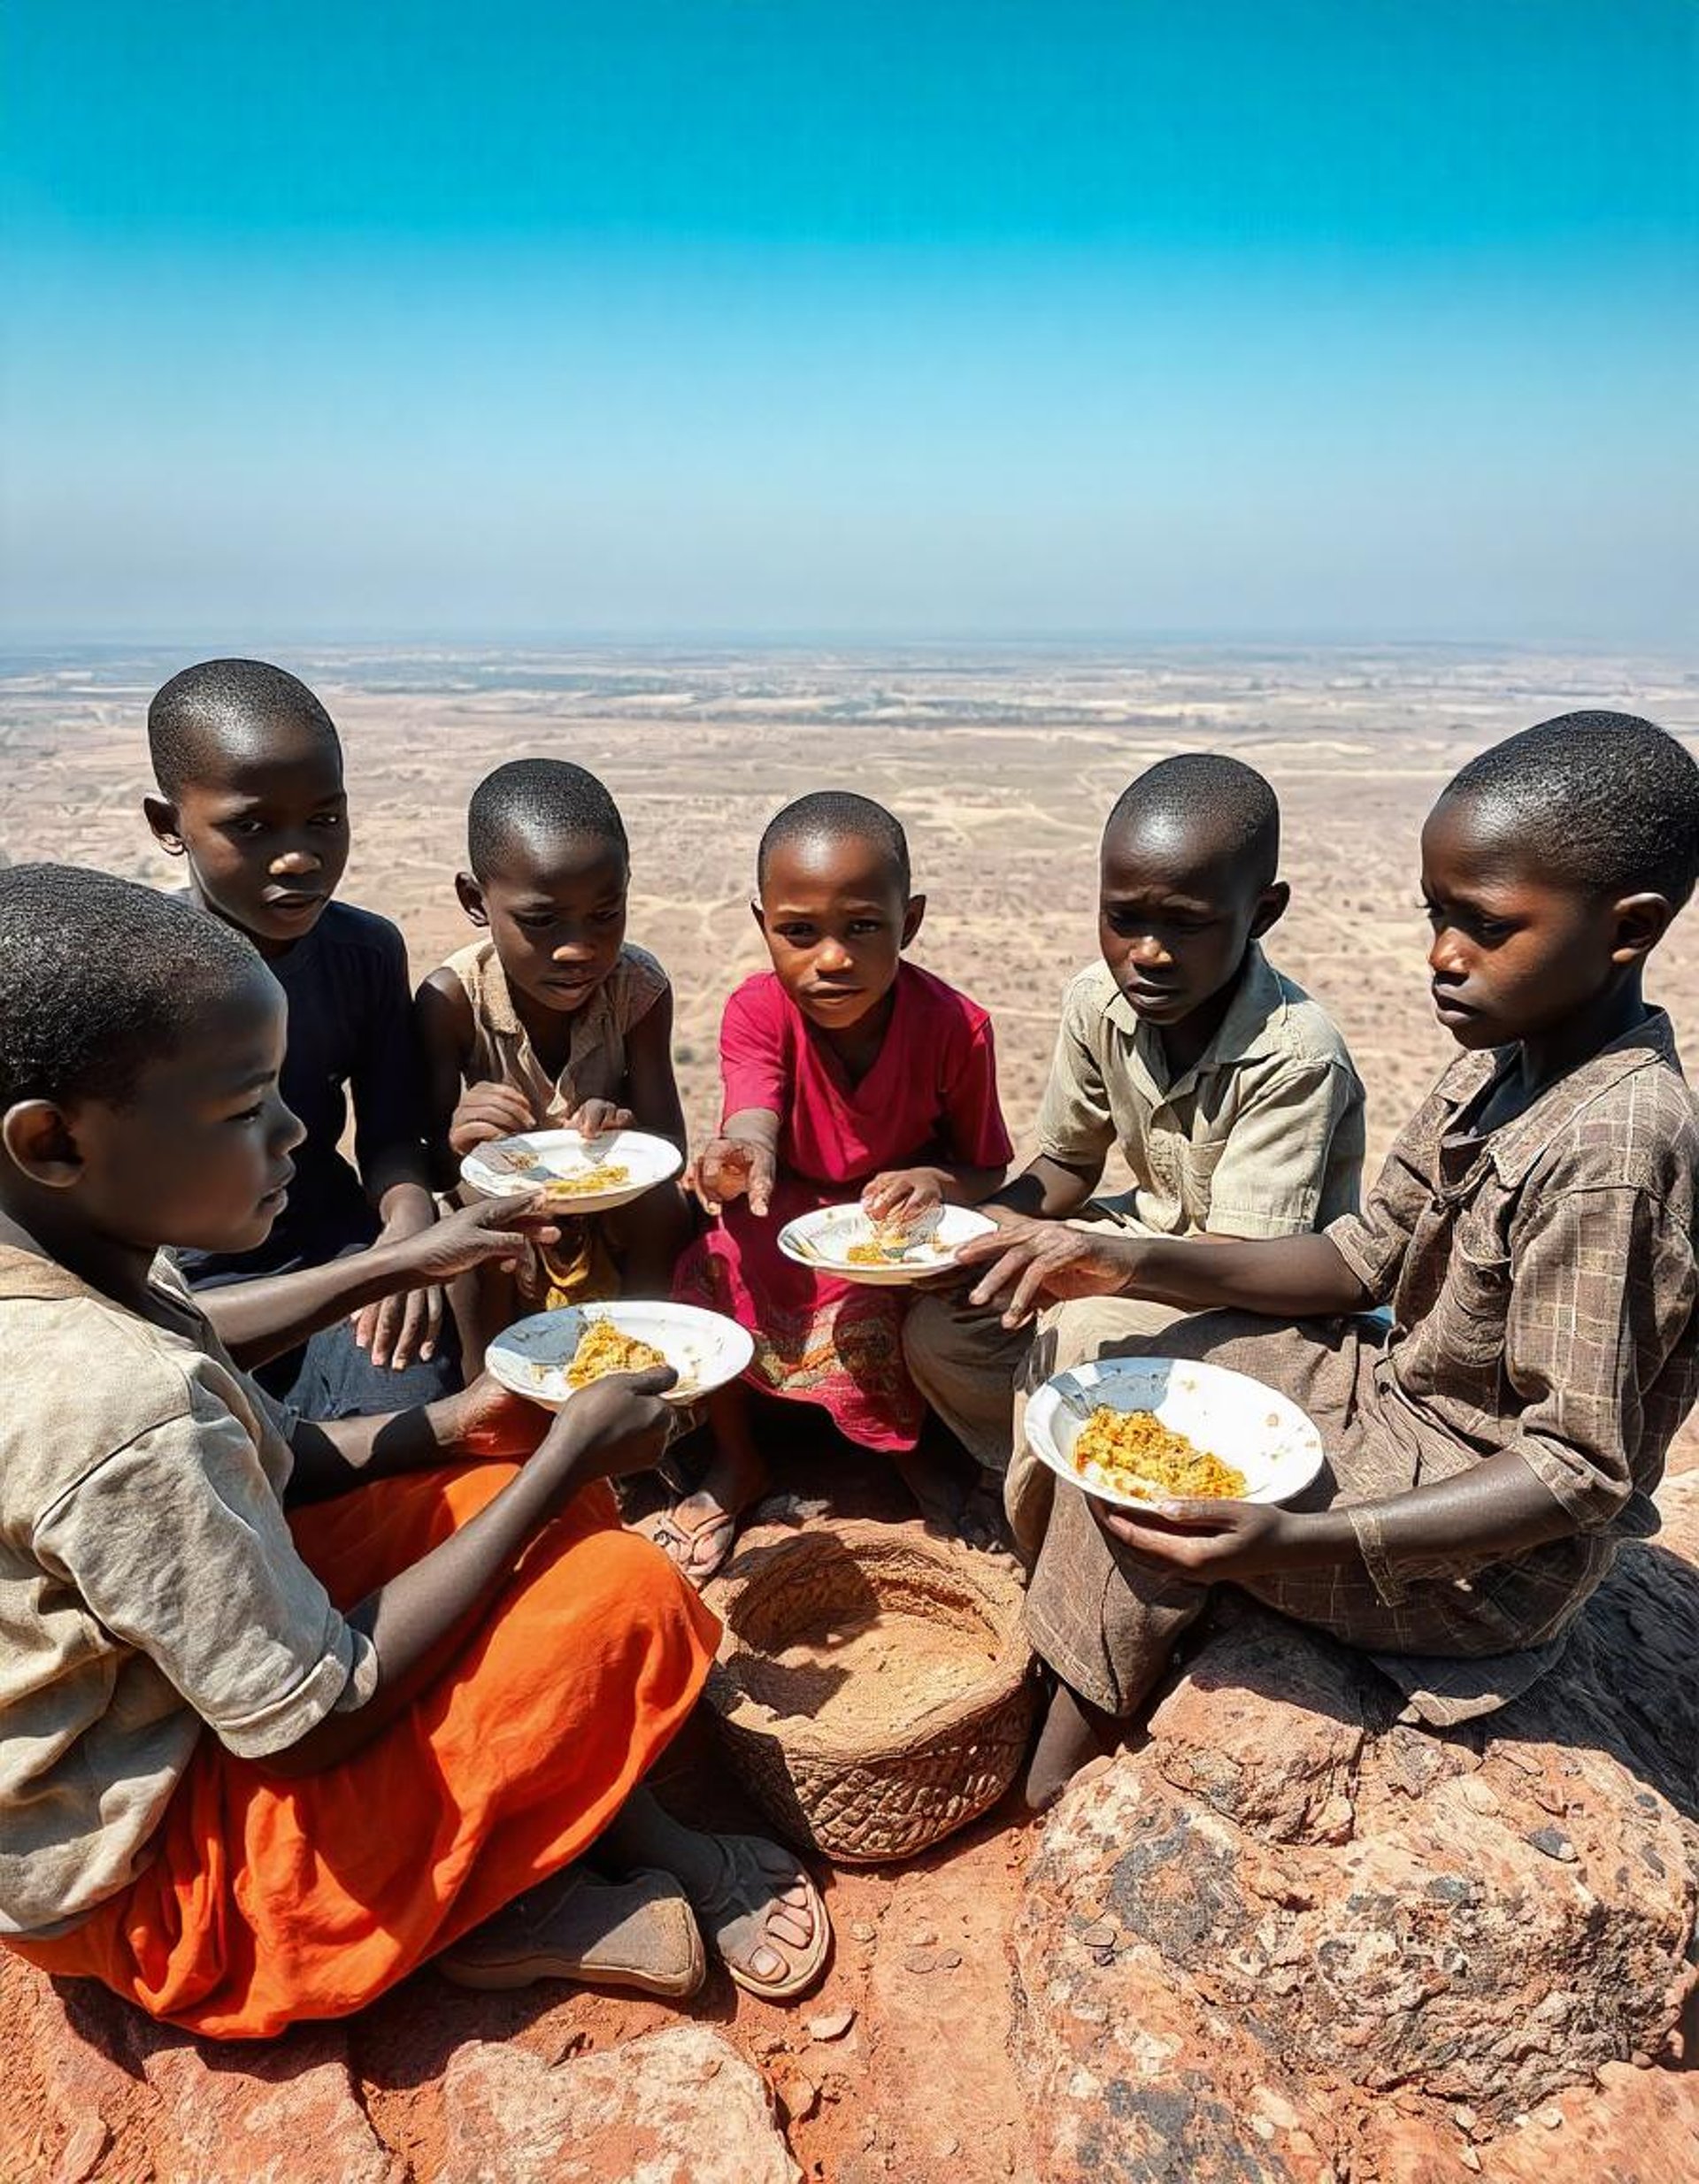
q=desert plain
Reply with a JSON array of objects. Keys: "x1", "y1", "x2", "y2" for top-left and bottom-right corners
[{"x1": 5, "y1": 641, "x2": 1697, "y2": 1178}]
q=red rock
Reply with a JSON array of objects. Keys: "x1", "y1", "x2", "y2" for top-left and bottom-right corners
[
  {"x1": 1012, "y1": 1493, "x2": 1699, "y2": 2178},
  {"x1": 440, "y1": 2023, "x2": 800, "y2": 2184},
  {"x1": 142, "y1": 2032, "x2": 397, "y2": 2184}
]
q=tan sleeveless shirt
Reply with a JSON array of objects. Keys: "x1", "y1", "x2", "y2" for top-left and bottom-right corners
[{"x1": 442, "y1": 937, "x2": 669, "y2": 1122}]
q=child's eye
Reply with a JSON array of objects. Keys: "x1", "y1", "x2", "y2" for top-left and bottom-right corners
[
  {"x1": 228, "y1": 819, "x2": 268, "y2": 839},
  {"x1": 848, "y1": 920, "x2": 884, "y2": 937},
  {"x1": 230, "y1": 1104, "x2": 264, "y2": 1124},
  {"x1": 591, "y1": 908, "x2": 624, "y2": 927},
  {"x1": 311, "y1": 813, "x2": 344, "y2": 831},
  {"x1": 515, "y1": 912, "x2": 556, "y2": 931}
]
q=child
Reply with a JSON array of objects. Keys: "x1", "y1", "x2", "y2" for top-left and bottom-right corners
[
  {"x1": 143, "y1": 658, "x2": 453, "y2": 1417},
  {"x1": 905, "y1": 752, "x2": 1365, "y2": 1552},
  {"x1": 0, "y1": 865, "x2": 829, "y2": 2034},
  {"x1": 653, "y1": 791, "x2": 1014, "y2": 1582},
  {"x1": 416, "y1": 758, "x2": 690, "y2": 1372},
  {"x1": 956, "y1": 713, "x2": 1699, "y2": 1811}
]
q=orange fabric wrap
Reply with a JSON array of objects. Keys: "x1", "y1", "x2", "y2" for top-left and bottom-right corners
[{"x1": 9, "y1": 1465, "x2": 719, "y2": 2039}]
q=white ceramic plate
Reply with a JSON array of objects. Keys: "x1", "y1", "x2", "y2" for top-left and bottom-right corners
[
  {"x1": 776, "y1": 1202, "x2": 1001, "y2": 1287},
  {"x1": 1025, "y1": 1356, "x2": 1325, "y2": 1509},
  {"x1": 460, "y1": 1127, "x2": 682, "y2": 1214},
  {"x1": 486, "y1": 1302, "x2": 754, "y2": 1411}
]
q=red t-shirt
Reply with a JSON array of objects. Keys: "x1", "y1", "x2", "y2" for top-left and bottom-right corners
[{"x1": 719, "y1": 961, "x2": 1013, "y2": 1189}]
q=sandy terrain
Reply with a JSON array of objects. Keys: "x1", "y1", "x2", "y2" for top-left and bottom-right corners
[{"x1": 4, "y1": 642, "x2": 1696, "y2": 1180}]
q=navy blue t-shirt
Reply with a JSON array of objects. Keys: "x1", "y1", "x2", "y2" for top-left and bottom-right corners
[{"x1": 181, "y1": 901, "x2": 427, "y2": 1288}]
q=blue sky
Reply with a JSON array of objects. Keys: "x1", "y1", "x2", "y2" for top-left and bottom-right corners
[{"x1": 3, "y1": 3, "x2": 1694, "y2": 645}]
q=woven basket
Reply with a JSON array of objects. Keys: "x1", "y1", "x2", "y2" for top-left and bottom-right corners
[{"x1": 704, "y1": 1519, "x2": 1037, "y2": 1865}]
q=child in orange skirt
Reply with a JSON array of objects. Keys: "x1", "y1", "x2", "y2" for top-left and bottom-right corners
[
  {"x1": 657, "y1": 793, "x2": 1012, "y2": 1581},
  {"x1": 0, "y1": 866, "x2": 827, "y2": 2037}
]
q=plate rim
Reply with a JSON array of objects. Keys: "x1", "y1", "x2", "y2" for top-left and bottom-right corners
[
  {"x1": 775, "y1": 1199, "x2": 999, "y2": 1277},
  {"x1": 486, "y1": 1298, "x2": 754, "y2": 1405},
  {"x1": 1026, "y1": 1354, "x2": 1324, "y2": 1510},
  {"x1": 460, "y1": 1126, "x2": 684, "y2": 1201}
]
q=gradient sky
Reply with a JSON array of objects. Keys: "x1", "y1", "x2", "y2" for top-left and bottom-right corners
[{"x1": 3, "y1": 2, "x2": 1695, "y2": 645}]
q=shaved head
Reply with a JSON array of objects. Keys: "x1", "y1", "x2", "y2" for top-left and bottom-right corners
[
  {"x1": 757, "y1": 791, "x2": 911, "y2": 896},
  {"x1": 1441, "y1": 711, "x2": 1699, "y2": 908},
  {"x1": 466, "y1": 759, "x2": 628, "y2": 881},
  {"x1": 148, "y1": 659, "x2": 341, "y2": 797},
  {"x1": 1104, "y1": 754, "x2": 1280, "y2": 891}
]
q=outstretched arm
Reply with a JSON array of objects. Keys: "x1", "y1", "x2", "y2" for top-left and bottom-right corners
[
  {"x1": 954, "y1": 1216, "x2": 1370, "y2": 1328},
  {"x1": 200, "y1": 1197, "x2": 558, "y2": 1368}
]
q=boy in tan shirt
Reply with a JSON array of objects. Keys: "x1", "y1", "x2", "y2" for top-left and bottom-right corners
[{"x1": 904, "y1": 754, "x2": 1365, "y2": 1549}]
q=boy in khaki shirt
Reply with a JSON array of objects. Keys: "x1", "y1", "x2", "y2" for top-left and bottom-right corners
[{"x1": 904, "y1": 754, "x2": 1365, "y2": 1550}]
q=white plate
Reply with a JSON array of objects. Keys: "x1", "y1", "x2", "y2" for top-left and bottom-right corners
[
  {"x1": 776, "y1": 1202, "x2": 1000, "y2": 1287},
  {"x1": 486, "y1": 1302, "x2": 754, "y2": 1411},
  {"x1": 460, "y1": 1128, "x2": 682, "y2": 1214},
  {"x1": 1025, "y1": 1356, "x2": 1325, "y2": 1509}
]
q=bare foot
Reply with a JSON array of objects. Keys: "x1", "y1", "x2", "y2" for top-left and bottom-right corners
[{"x1": 1022, "y1": 1678, "x2": 1120, "y2": 1814}]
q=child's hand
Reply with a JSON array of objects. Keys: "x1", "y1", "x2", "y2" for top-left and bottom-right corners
[
  {"x1": 393, "y1": 1193, "x2": 562, "y2": 1279},
  {"x1": 450, "y1": 1081, "x2": 539, "y2": 1158},
  {"x1": 1092, "y1": 1496, "x2": 1305, "y2": 1583},
  {"x1": 956, "y1": 1213, "x2": 1139, "y2": 1327},
  {"x1": 357, "y1": 1196, "x2": 564, "y2": 1365},
  {"x1": 355, "y1": 1192, "x2": 440, "y2": 1372},
  {"x1": 862, "y1": 1167, "x2": 946, "y2": 1225},
  {"x1": 547, "y1": 1367, "x2": 680, "y2": 1481},
  {"x1": 688, "y1": 1136, "x2": 778, "y2": 1218},
  {"x1": 565, "y1": 1097, "x2": 635, "y2": 1141}
]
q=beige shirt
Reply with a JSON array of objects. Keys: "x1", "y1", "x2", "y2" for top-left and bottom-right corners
[
  {"x1": 0, "y1": 1248, "x2": 377, "y2": 1937},
  {"x1": 442, "y1": 937, "x2": 669, "y2": 1124},
  {"x1": 1035, "y1": 945, "x2": 1365, "y2": 1237}
]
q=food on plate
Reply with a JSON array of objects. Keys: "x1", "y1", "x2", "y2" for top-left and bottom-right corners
[
  {"x1": 496, "y1": 1142, "x2": 542, "y2": 1172},
  {"x1": 845, "y1": 1232, "x2": 939, "y2": 1265},
  {"x1": 561, "y1": 1318, "x2": 668, "y2": 1388},
  {"x1": 539, "y1": 1161, "x2": 630, "y2": 1200},
  {"x1": 1071, "y1": 1405, "x2": 1247, "y2": 1500}
]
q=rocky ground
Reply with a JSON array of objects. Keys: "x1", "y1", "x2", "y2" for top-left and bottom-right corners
[{"x1": 5, "y1": 1455, "x2": 1695, "y2": 2184}]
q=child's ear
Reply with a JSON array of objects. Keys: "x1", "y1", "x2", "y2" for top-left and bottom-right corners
[
  {"x1": 1610, "y1": 891, "x2": 1674, "y2": 966},
  {"x1": 143, "y1": 795, "x2": 186, "y2": 857},
  {"x1": 2, "y1": 1099, "x2": 85, "y2": 1188},
  {"x1": 901, "y1": 894, "x2": 927, "y2": 948},
  {"x1": 1248, "y1": 881, "x2": 1290, "y2": 940},
  {"x1": 454, "y1": 872, "x2": 489, "y2": 928},
  {"x1": 750, "y1": 896, "x2": 767, "y2": 936}
]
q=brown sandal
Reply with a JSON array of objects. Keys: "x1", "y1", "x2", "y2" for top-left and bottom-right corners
[{"x1": 646, "y1": 1499, "x2": 738, "y2": 1587}]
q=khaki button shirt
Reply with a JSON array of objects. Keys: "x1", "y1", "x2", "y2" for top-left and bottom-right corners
[
  {"x1": 1035, "y1": 945, "x2": 1365, "y2": 1235},
  {"x1": 442, "y1": 937, "x2": 668, "y2": 1125},
  {"x1": 0, "y1": 1248, "x2": 378, "y2": 1937}
]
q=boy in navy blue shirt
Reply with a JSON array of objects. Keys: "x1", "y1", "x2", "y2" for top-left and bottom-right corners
[{"x1": 143, "y1": 658, "x2": 455, "y2": 1415}]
